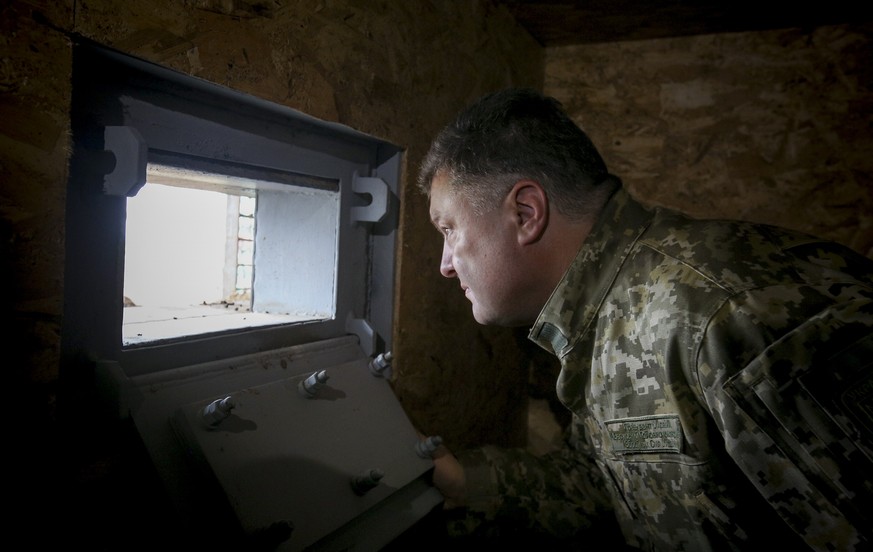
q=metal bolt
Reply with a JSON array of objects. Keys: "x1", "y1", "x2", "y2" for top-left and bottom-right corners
[
  {"x1": 369, "y1": 351, "x2": 393, "y2": 377},
  {"x1": 350, "y1": 468, "x2": 385, "y2": 495},
  {"x1": 298, "y1": 370, "x2": 329, "y2": 398},
  {"x1": 201, "y1": 396, "x2": 235, "y2": 428},
  {"x1": 415, "y1": 435, "x2": 443, "y2": 458}
]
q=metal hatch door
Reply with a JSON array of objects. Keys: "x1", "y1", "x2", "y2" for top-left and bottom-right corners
[
  {"x1": 113, "y1": 335, "x2": 442, "y2": 550},
  {"x1": 73, "y1": 41, "x2": 431, "y2": 551}
]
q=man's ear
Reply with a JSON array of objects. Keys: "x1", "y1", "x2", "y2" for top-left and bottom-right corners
[{"x1": 509, "y1": 179, "x2": 548, "y2": 245}]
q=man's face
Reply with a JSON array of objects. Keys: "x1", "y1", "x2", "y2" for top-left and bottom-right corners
[{"x1": 428, "y1": 172, "x2": 528, "y2": 326}]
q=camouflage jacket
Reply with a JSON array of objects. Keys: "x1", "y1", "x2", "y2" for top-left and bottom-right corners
[{"x1": 454, "y1": 188, "x2": 873, "y2": 551}]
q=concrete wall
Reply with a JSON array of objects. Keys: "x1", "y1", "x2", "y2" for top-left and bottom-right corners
[
  {"x1": 3, "y1": 0, "x2": 871, "y2": 545},
  {"x1": 545, "y1": 26, "x2": 873, "y2": 255}
]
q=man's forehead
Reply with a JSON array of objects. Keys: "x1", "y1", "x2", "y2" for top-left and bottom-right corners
[
  {"x1": 428, "y1": 199, "x2": 446, "y2": 224},
  {"x1": 428, "y1": 174, "x2": 453, "y2": 219}
]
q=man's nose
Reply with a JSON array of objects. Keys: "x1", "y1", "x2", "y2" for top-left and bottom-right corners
[{"x1": 439, "y1": 243, "x2": 456, "y2": 278}]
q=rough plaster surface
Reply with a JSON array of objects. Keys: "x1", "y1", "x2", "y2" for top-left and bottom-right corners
[
  {"x1": 546, "y1": 25, "x2": 873, "y2": 257},
  {"x1": 3, "y1": 2, "x2": 73, "y2": 396}
]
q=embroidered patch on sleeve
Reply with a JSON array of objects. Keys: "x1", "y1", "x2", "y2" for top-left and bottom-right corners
[{"x1": 605, "y1": 414, "x2": 683, "y2": 454}]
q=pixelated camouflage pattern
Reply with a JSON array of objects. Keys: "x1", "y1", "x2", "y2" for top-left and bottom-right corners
[
  {"x1": 454, "y1": 188, "x2": 873, "y2": 551},
  {"x1": 447, "y1": 443, "x2": 623, "y2": 548}
]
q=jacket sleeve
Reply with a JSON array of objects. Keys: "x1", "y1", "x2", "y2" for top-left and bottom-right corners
[
  {"x1": 697, "y1": 282, "x2": 873, "y2": 551},
  {"x1": 449, "y1": 418, "x2": 618, "y2": 544}
]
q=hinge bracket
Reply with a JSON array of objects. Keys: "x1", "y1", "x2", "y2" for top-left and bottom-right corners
[
  {"x1": 345, "y1": 314, "x2": 376, "y2": 357},
  {"x1": 103, "y1": 125, "x2": 147, "y2": 197},
  {"x1": 351, "y1": 171, "x2": 388, "y2": 224}
]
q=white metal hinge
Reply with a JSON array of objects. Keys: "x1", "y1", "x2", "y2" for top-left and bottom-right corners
[
  {"x1": 102, "y1": 125, "x2": 147, "y2": 197},
  {"x1": 345, "y1": 313, "x2": 377, "y2": 357},
  {"x1": 350, "y1": 171, "x2": 389, "y2": 224}
]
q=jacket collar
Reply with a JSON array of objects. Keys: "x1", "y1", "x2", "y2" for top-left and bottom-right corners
[{"x1": 528, "y1": 187, "x2": 653, "y2": 357}]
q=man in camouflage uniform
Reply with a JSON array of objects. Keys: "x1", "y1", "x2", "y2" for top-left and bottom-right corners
[{"x1": 418, "y1": 87, "x2": 873, "y2": 550}]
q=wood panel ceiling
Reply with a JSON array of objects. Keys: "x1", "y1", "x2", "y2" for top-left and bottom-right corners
[{"x1": 495, "y1": 1, "x2": 871, "y2": 46}]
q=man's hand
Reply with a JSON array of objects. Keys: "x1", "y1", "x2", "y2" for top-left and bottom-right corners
[{"x1": 429, "y1": 439, "x2": 467, "y2": 510}]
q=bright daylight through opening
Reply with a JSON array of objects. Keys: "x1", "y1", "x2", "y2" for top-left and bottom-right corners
[{"x1": 122, "y1": 164, "x2": 340, "y2": 346}]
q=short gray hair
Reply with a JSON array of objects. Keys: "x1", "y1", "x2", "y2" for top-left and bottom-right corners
[{"x1": 417, "y1": 88, "x2": 620, "y2": 219}]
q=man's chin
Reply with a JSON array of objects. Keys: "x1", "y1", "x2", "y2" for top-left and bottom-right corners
[
  {"x1": 472, "y1": 307, "x2": 503, "y2": 327},
  {"x1": 471, "y1": 307, "x2": 491, "y2": 326},
  {"x1": 473, "y1": 306, "x2": 533, "y2": 328}
]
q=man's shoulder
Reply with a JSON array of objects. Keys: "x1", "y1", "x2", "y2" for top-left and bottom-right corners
[{"x1": 636, "y1": 210, "x2": 873, "y2": 290}]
